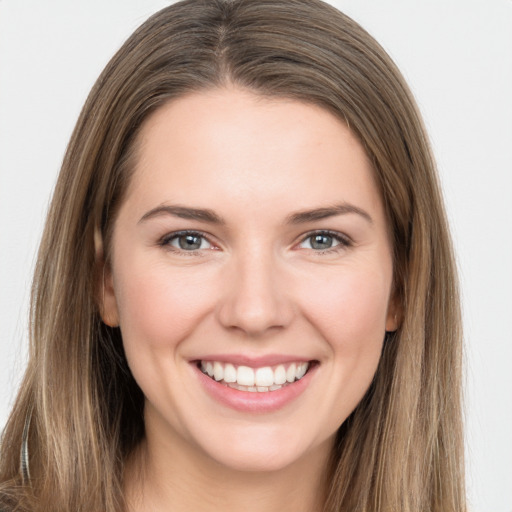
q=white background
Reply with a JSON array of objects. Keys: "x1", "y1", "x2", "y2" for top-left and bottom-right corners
[{"x1": 0, "y1": 1, "x2": 511, "y2": 510}]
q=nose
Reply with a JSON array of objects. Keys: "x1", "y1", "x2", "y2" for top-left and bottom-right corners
[{"x1": 216, "y1": 250, "x2": 294, "y2": 337}]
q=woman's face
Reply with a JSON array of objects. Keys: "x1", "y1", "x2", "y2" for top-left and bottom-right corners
[{"x1": 102, "y1": 88, "x2": 398, "y2": 473}]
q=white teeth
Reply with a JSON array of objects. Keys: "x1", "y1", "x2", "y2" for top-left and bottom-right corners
[
  {"x1": 200, "y1": 360, "x2": 312, "y2": 391},
  {"x1": 255, "y1": 367, "x2": 274, "y2": 387},
  {"x1": 274, "y1": 365, "x2": 287, "y2": 385},
  {"x1": 286, "y1": 363, "x2": 296, "y2": 383},
  {"x1": 237, "y1": 366, "x2": 255, "y2": 386},
  {"x1": 296, "y1": 362, "x2": 308, "y2": 379},
  {"x1": 224, "y1": 363, "x2": 237, "y2": 383},
  {"x1": 213, "y1": 361, "x2": 224, "y2": 381},
  {"x1": 227, "y1": 382, "x2": 284, "y2": 392}
]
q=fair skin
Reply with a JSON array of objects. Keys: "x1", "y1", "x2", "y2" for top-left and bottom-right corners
[{"x1": 101, "y1": 87, "x2": 398, "y2": 512}]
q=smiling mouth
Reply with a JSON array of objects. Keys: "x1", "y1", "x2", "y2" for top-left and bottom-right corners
[{"x1": 198, "y1": 360, "x2": 314, "y2": 392}]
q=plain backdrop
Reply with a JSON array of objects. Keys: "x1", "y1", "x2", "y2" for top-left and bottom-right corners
[{"x1": 0, "y1": 1, "x2": 511, "y2": 510}]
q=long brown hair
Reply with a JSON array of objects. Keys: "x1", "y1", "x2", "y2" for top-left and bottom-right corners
[{"x1": 0, "y1": 1, "x2": 466, "y2": 510}]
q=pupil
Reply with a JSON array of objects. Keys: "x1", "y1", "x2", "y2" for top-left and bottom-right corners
[
  {"x1": 179, "y1": 234, "x2": 201, "y2": 250},
  {"x1": 311, "y1": 234, "x2": 332, "y2": 250}
]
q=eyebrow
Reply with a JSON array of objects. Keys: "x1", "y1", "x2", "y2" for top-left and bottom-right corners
[
  {"x1": 138, "y1": 202, "x2": 373, "y2": 226},
  {"x1": 138, "y1": 205, "x2": 226, "y2": 224},
  {"x1": 285, "y1": 203, "x2": 373, "y2": 224}
]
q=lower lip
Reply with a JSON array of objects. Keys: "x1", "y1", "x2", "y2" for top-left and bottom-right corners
[{"x1": 192, "y1": 363, "x2": 316, "y2": 413}]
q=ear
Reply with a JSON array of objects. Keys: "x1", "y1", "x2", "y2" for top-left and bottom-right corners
[
  {"x1": 99, "y1": 263, "x2": 120, "y2": 328},
  {"x1": 95, "y1": 229, "x2": 119, "y2": 328},
  {"x1": 385, "y1": 292, "x2": 402, "y2": 333}
]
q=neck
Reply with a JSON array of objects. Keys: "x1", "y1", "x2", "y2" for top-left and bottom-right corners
[{"x1": 124, "y1": 411, "x2": 333, "y2": 512}]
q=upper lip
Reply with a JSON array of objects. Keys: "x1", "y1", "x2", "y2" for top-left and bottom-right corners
[{"x1": 192, "y1": 354, "x2": 314, "y2": 368}]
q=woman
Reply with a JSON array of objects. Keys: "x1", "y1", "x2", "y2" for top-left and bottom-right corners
[{"x1": 0, "y1": 0, "x2": 466, "y2": 510}]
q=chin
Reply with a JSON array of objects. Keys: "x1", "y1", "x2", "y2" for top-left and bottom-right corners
[{"x1": 193, "y1": 425, "x2": 328, "y2": 474}]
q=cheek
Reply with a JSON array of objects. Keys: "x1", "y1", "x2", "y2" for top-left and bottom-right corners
[
  {"x1": 298, "y1": 266, "x2": 391, "y2": 425},
  {"x1": 113, "y1": 259, "x2": 217, "y2": 351},
  {"x1": 112, "y1": 259, "x2": 221, "y2": 414},
  {"x1": 302, "y1": 264, "x2": 391, "y2": 339},
  {"x1": 296, "y1": 262, "x2": 391, "y2": 396}
]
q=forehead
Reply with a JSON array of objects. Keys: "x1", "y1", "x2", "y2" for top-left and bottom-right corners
[{"x1": 122, "y1": 87, "x2": 384, "y2": 223}]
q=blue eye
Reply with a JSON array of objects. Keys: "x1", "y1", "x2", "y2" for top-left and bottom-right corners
[
  {"x1": 298, "y1": 231, "x2": 349, "y2": 252},
  {"x1": 162, "y1": 231, "x2": 212, "y2": 251}
]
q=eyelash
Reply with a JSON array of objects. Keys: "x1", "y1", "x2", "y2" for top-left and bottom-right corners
[
  {"x1": 159, "y1": 230, "x2": 215, "y2": 255},
  {"x1": 298, "y1": 230, "x2": 352, "y2": 254},
  {"x1": 158, "y1": 229, "x2": 352, "y2": 255}
]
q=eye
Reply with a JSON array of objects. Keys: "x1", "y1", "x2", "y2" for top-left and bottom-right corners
[
  {"x1": 297, "y1": 231, "x2": 350, "y2": 252},
  {"x1": 161, "y1": 231, "x2": 213, "y2": 252}
]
